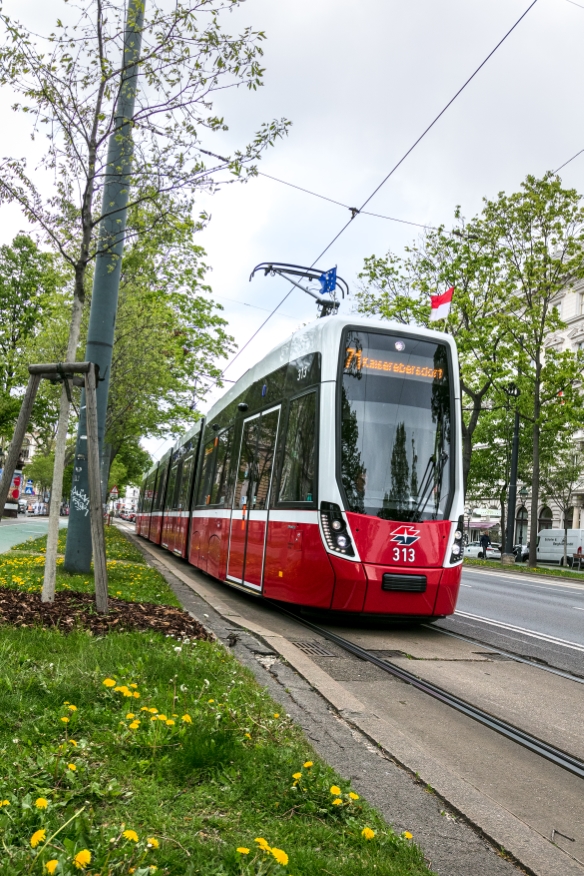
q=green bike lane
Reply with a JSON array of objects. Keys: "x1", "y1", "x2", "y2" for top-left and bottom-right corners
[{"x1": 0, "y1": 516, "x2": 68, "y2": 553}]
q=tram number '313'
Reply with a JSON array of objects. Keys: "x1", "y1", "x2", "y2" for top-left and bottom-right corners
[{"x1": 393, "y1": 547, "x2": 416, "y2": 563}]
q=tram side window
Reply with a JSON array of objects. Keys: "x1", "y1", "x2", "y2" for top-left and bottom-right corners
[
  {"x1": 153, "y1": 465, "x2": 169, "y2": 512},
  {"x1": 196, "y1": 439, "x2": 217, "y2": 506},
  {"x1": 278, "y1": 392, "x2": 317, "y2": 504},
  {"x1": 166, "y1": 463, "x2": 179, "y2": 511},
  {"x1": 210, "y1": 428, "x2": 234, "y2": 506},
  {"x1": 177, "y1": 452, "x2": 195, "y2": 510}
]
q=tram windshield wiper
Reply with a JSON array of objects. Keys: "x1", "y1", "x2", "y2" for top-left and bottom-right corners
[{"x1": 411, "y1": 450, "x2": 448, "y2": 521}]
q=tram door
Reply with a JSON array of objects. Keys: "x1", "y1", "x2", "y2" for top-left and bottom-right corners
[{"x1": 227, "y1": 407, "x2": 280, "y2": 590}]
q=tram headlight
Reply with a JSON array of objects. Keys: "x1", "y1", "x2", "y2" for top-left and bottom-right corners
[
  {"x1": 320, "y1": 502, "x2": 355, "y2": 557},
  {"x1": 449, "y1": 515, "x2": 465, "y2": 564}
]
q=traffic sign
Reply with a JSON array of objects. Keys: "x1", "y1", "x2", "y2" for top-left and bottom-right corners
[{"x1": 110, "y1": 485, "x2": 119, "y2": 497}]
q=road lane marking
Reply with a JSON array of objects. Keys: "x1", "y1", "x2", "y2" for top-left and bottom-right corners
[
  {"x1": 454, "y1": 610, "x2": 584, "y2": 653},
  {"x1": 460, "y1": 584, "x2": 472, "y2": 587},
  {"x1": 463, "y1": 568, "x2": 584, "y2": 592},
  {"x1": 574, "y1": 607, "x2": 584, "y2": 611}
]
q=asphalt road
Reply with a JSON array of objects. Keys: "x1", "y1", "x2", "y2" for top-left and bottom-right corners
[{"x1": 437, "y1": 565, "x2": 584, "y2": 677}]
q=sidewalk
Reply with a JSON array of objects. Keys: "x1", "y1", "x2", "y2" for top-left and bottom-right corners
[{"x1": 127, "y1": 531, "x2": 576, "y2": 876}]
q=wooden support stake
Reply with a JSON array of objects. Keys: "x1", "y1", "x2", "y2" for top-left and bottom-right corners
[
  {"x1": 85, "y1": 363, "x2": 108, "y2": 614},
  {"x1": 0, "y1": 374, "x2": 42, "y2": 516}
]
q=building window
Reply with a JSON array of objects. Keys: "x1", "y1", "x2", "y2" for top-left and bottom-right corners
[
  {"x1": 538, "y1": 506, "x2": 553, "y2": 531},
  {"x1": 515, "y1": 507, "x2": 528, "y2": 544}
]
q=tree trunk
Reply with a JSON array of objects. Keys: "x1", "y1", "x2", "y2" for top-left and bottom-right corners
[
  {"x1": 564, "y1": 522, "x2": 568, "y2": 567},
  {"x1": 500, "y1": 492, "x2": 506, "y2": 554},
  {"x1": 528, "y1": 376, "x2": 541, "y2": 567},
  {"x1": 42, "y1": 294, "x2": 84, "y2": 602}
]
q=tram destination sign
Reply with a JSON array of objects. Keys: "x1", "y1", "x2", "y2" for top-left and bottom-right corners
[{"x1": 344, "y1": 348, "x2": 444, "y2": 380}]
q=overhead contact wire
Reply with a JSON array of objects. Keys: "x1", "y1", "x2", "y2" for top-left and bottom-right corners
[{"x1": 212, "y1": 0, "x2": 541, "y2": 381}]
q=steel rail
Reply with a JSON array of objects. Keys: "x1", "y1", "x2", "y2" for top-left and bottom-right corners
[
  {"x1": 270, "y1": 604, "x2": 584, "y2": 781},
  {"x1": 428, "y1": 624, "x2": 584, "y2": 685}
]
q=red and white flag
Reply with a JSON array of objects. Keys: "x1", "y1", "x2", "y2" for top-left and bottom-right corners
[{"x1": 429, "y1": 286, "x2": 454, "y2": 322}]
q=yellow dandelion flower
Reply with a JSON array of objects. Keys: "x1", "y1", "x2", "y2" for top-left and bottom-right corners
[
  {"x1": 330, "y1": 785, "x2": 341, "y2": 796},
  {"x1": 60, "y1": 717, "x2": 70, "y2": 723},
  {"x1": 332, "y1": 798, "x2": 343, "y2": 806},
  {"x1": 165, "y1": 719, "x2": 175, "y2": 726},
  {"x1": 140, "y1": 706, "x2": 150, "y2": 712},
  {"x1": 148, "y1": 707, "x2": 158, "y2": 714},
  {"x1": 237, "y1": 847, "x2": 250, "y2": 854},
  {"x1": 130, "y1": 683, "x2": 138, "y2": 689},
  {"x1": 207, "y1": 699, "x2": 214, "y2": 704},
  {"x1": 181, "y1": 714, "x2": 192, "y2": 723},
  {"x1": 303, "y1": 761, "x2": 313, "y2": 768},
  {"x1": 254, "y1": 838, "x2": 271, "y2": 851},
  {"x1": 150, "y1": 716, "x2": 158, "y2": 721},
  {"x1": 114, "y1": 686, "x2": 125, "y2": 693},
  {"x1": 361, "y1": 827, "x2": 375, "y2": 840},
  {"x1": 129, "y1": 721, "x2": 140, "y2": 730},
  {"x1": 126, "y1": 713, "x2": 135, "y2": 720},
  {"x1": 271, "y1": 848, "x2": 289, "y2": 866},
  {"x1": 245, "y1": 732, "x2": 251, "y2": 739},
  {"x1": 2, "y1": 800, "x2": 9, "y2": 806},
  {"x1": 35, "y1": 797, "x2": 49, "y2": 809},
  {"x1": 157, "y1": 714, "x2": 168, "y2": 721},
  {"x1": 123, "y1": 829, "x2": 139, "y2": 842},
  {"x1": 30, "y1": 829, "x2": 46, "y2": 848},
  {"x1": 69, "y1": 740, "x2": 78, "y2": 747},
  {"x1": 67, "y1": 763, "x2": 77, "y2": 771},
  {"x1": 45, "y1": 861, "x2": 59, "y2": 874},
  {"x1": 68, "y1": 705, "x2": 77, "y2": 711},
  {"x1": 292, "y1": 772, "x2": 302, "y2": 780},
  {"x1": 103, "y1": 678, "x2": 116, "y2": 687},
  {"x1": 133, "y1": 692, "x2": 140, "y2": 698},
  {"x1": 348, "y1": 792, "x2": 359, "y2": 800},
  {"x1": 73, "y1": 849, "x2": 91, "y2": 869},
  {"x1": 273, "y1": 713, "x2": 280, "y2": 718},
  {"x1": 146, "y1": 837, "x2": 159, "y2": 849},
  {"x1": 403, "y1": 831, "x2": 413, "y2": 840}
]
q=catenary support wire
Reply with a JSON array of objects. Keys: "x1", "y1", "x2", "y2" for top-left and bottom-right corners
[{"x1": 213, "y1": 0, "x2": 541, "y2": 383}]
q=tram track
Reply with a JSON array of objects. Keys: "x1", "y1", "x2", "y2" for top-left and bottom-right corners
[{"x1": 270, "y1": 602, "x2": 584, "y2": 782}]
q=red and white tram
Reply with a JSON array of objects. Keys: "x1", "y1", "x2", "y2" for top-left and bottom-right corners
[{"x1": 136, "y1": 316, "x2": 464, "y2": 618}]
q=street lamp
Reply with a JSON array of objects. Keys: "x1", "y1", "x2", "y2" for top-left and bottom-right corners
[{"x1": 502, "y1": 382, "x2": 521, "y2": 563}]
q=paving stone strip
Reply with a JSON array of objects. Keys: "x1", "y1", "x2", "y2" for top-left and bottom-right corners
[{"x1": 121, "y1": 531, "x2": 556, "y2": 876}]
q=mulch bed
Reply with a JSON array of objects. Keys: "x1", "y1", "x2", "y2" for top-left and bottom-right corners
[{"x1": 0, "y1": 588, "x2": 213, "y2": 640}]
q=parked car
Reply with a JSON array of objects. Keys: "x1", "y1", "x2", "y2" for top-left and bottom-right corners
[
  {"x1": 512, "y1": 543, "x2": 529, "y2": 562},
  {"x1": 464, "y1": 540, "x2": 502, "y2": 560}
]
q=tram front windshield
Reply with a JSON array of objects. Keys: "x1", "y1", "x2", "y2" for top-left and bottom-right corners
[{"x1": 340, "y1": 330, "x2": 452, "y2": 522}]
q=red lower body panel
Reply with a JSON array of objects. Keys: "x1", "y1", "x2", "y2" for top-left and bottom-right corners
[
  {"x1": 165, "y1": 513, "x2": 461, "y2": 617},
  {"x1": 149, "y1": 514, "x2": 163, "y2": 545}
]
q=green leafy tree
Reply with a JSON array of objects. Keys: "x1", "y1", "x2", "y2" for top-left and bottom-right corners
[
  {"x1": 540, "y1": 446, "x2": 584, "y2": 566},
  {"x1": 357, "y1": 212, "x2": 512, "y2": 494},
  {"x1": 482, "y1": 174, "x2": 584, "y2": 565},
  {"x1": 104, "y1": 200, "x2": 233, "y2": 479},
  {"x1": 0, "y1": 235, "x2": 62, "y2": 438}
]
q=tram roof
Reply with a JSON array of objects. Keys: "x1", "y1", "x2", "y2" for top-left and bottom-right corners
[{"x1": 204, "y1": 314, "x2": 455, "y2": 424}]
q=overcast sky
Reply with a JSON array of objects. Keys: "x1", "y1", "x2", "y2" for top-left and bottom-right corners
[{"x1": 2, "y1": 0, "x2": 584, "y2": 461}]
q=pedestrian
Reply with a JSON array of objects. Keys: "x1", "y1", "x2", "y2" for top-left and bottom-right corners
[{"x1": 480, "y1": 531, "x2": 491, "y2": 557}]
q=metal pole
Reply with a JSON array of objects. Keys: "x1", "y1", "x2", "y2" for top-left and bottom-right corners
[
  {"x1": 0, "y1": 374, "x2": 42, "y2": 517},
  {"x1": 85, "y1": 364, "x2": 109, "y2": 613},
  {"x1": 64, "y1": 0, "x2": 145, "y2": 573},
  {"x1": 503, "y1": 409, "x2": 520, "y2": 563}
]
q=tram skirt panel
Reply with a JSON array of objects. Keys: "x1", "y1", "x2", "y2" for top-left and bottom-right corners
[{"x1": 263, "y1": 520, "x2": 335, "y2": 607}]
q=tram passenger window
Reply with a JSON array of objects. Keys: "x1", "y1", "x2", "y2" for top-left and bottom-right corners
[
  {"x1": 253, "y1": 410, "x2": 279, "y2": 510},
  {"x1": 196, "y1": 439, "x2": 216, "y2": 506},
  {"x1": 166, "y1": 463, "x2": 179, "y2": 510},
  {"x1": 278, "y1": 392, "x2": 317, "y2": 504},
  {"x1": 210, "y1": 428, "x2": 234, "y2": 505},
  {"x1": 177, "y1": 452, "x2": 194, "y2": 510}
]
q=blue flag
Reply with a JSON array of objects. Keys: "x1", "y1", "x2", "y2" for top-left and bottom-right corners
[{"x1": 318, "y1": 267, "x2": 337, "y2": 296}]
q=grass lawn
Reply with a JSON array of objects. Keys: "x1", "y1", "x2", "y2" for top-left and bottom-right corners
[{"x1": 0, "y1": 528, "x2": 433, "y2": 875}]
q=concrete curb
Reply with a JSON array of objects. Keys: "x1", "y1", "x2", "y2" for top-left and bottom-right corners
[{"x1": 137, "y1": 537, "x2": 583, "y2": 876}]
